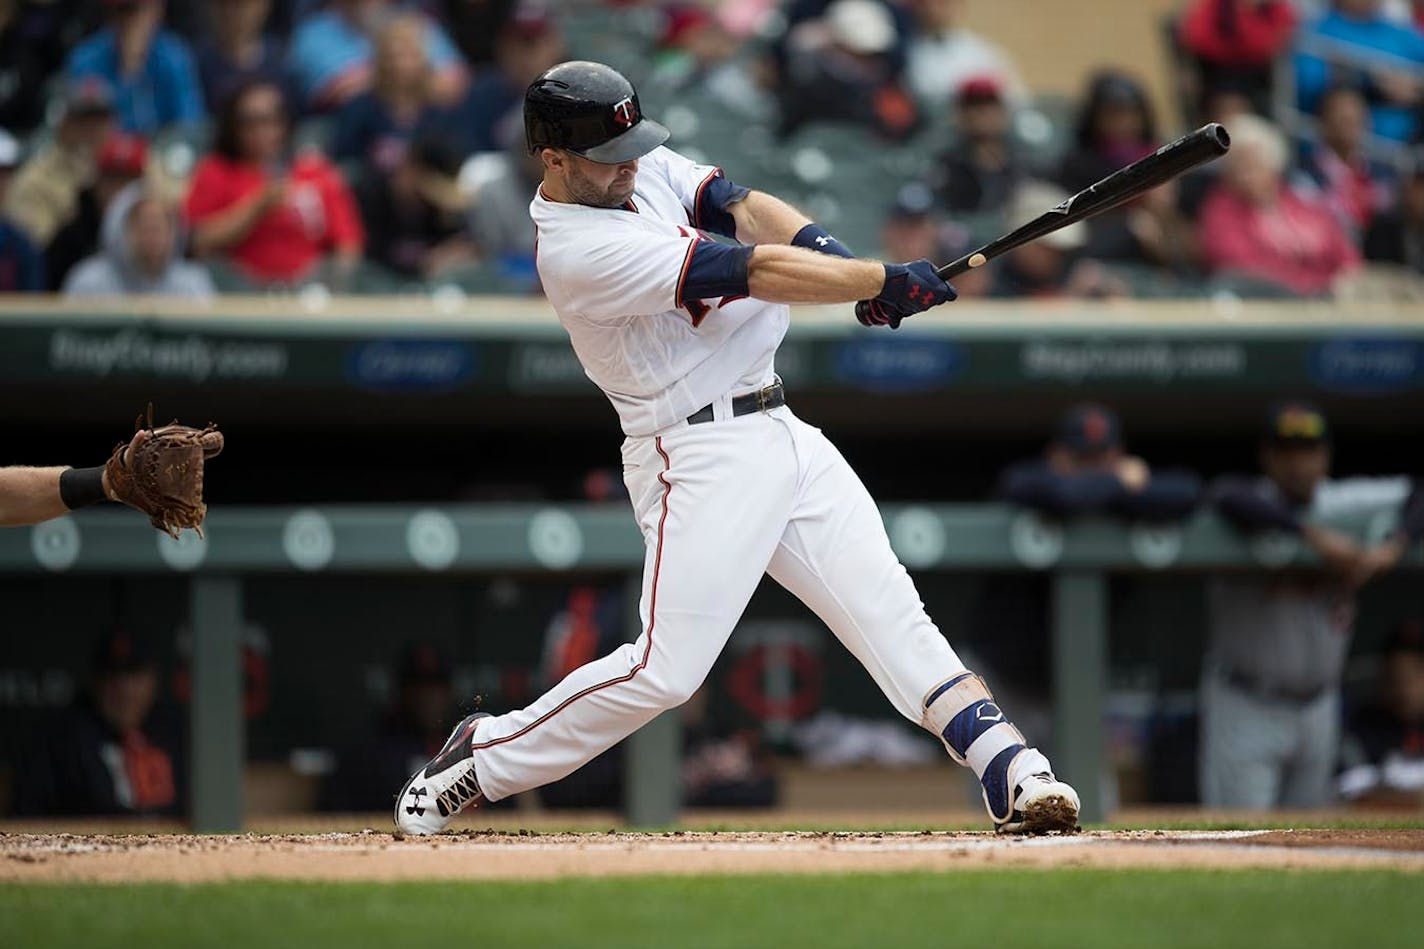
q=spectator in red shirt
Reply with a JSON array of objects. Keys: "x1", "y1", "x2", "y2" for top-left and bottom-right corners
[
  {"x1": 1295, "y1": 85, "x2": 1398, "y2": 239},
  {"x1": 186, "y1": 79, "x2": 364, "y2": 287},
  {"x1": 1198, "y1": 115, "x2": 1360, "y2": 296},
  {"x1": 1178, "y1": 0, "x2": 1298, "y2": 114}
]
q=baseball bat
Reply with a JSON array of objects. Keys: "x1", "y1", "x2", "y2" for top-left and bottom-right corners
[{"x1": 856, "y1": 122, "x2": 1231, "y2": 321}]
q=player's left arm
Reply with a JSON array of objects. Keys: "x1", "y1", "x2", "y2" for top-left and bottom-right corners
[{"x1": 0, "y1": 465, "x2": 111, "y2": 527}]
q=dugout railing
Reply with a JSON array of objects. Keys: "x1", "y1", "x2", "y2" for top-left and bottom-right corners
[{"x1": 2, "y1": 502, "x2": 1417, "y2": 831}]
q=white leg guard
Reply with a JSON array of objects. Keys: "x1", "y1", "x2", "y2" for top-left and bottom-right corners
[{"x1": 921, "y1": 671, "x2": 1051, "y2": 825}]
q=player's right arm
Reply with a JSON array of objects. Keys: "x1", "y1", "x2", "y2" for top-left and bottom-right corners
[{"x1": 0, "y1": 465, "x2": 110, "y2": 527}]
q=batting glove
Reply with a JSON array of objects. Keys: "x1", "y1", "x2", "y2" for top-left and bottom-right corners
[{"x1": 855, "y1": 260, "x2": 957, "y2": 329}]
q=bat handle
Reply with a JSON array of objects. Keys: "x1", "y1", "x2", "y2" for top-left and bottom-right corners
[{"x1": 936, "y1": 252, "x2": 982, "y2": 281}]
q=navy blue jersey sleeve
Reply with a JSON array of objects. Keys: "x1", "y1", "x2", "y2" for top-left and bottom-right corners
[
  {"x1": 998, "y1": 459, "x2": 1127, "y2": 515},
  {"x1": 691, "y1": 169, "x2": 751, "y2": 239},
  {"x1": 1210, "y1": 475, "x2": 1303, "y2": 533},
  {"x1": 1109, "y1": 469, "x2": 1203, "y2": 521},
  {"x1": 677, "y1": 240, "x2": 753, "y2": 304}
]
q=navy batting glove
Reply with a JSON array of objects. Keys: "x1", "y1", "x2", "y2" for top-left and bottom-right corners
[{"x1": 855, "y1": 260, "x2": 957, "y2": 329}]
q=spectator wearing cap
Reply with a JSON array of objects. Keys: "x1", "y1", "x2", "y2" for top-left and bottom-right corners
[
  {"x1": 1058, "y1": 71, "x2": 1194, "y2": 271},
  {"x1": 999, "y1": 403, "x2": 1202, "y2": 522},
  {"x1": 45, "y1": 132, "x2": 149, "y2": 289},
  {"x1": 65, "y1": 0, "x2": 205, "y2": 136},
  {"x1": 1198, "y1": 114, "x2": 1360, "y2": 296},
  {"x1": 989, "y1": 180, "x2": 1129, "y2": 299},
  {"x1": 194, "y1": 0, "x2": 295, "y2": 114},
  {"x1": 904, "y1": 0, "x2": 1026, "y2": 112},
  {"x1": 322, "y1": 641, "x2": 459, "y2": 812},
  {"x1": 2, "y1": 78, "x2": 116, "y2": 248},
  {"x1": 0, "y1": 0, "x2": 78, "y2": 136},
  {"x1": 10, "y1": 627, "x2": 181, "y2": 817},
  {"x1": 185, "y1": 79, "x2": 364, "y2": 287},
  {"x1": 356, "y1": 130, "x2": 477, "y2": 279},
  {"x1": 1202, "y1": 401, "x2": 1424, "y2": 809},
  {"x1": 774, "y1": 0, "x2": 921, "y2": 140},
  {"x1": 1363, "y1": 151, "x2": 1424, "y2": 271},
  {"x1": 64, "y1": 182, "x2": 214, "y2": 297},
  {"x1": 928, "y1": 75, "x2": 1028, "y2": 215},
  {"x1": 0, "y1": 128, "x2": 44, "y2": 291},
  {"x1": 1177, "y1": 0, "x2": 1298, "y2": 116},
  {"x1": 1338, "y1": 620, "x2": 1424, "y2": 802},
  {"x1": 1295, "y1": 0, "x2": 1424, "y2": 144},
  {"x1": 1296, "y1": 86, "x2": 1399, "y2": 238},
  {"x1": 332, "y1": 13, "x2": 453, "y2": 178},
  {"x1": 452, "y1": 2, "x2": 565, "y2": 155},
  {"x1": 644, "y1": 4, "x2": 772, "y2": 119},
  {"x1": 880, "y1": 182, "x2": 942, "y2": 263},
  {"x1": 287, "y1": 0, "x2": 468, "y2": 113}
]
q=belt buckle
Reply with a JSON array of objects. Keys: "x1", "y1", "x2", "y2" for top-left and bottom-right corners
[{"x1": 757, "y1": 383, "x2": 779, "y2": 413}]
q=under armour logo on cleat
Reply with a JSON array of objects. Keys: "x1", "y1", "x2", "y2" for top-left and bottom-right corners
[
  {"x1": 815, "y1": 236, "x2": 830, "y2": 246},
  {"x1": 406, "y1": 787, "x2": 428, "y2": 816},
  {"x1": 976, "y1": 703, "x2": 1004, "y2": 723}
]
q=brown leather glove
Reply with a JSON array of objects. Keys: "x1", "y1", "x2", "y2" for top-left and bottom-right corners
[{"x1": 105, "y1": 406, "x2": 224, "y2": 538}]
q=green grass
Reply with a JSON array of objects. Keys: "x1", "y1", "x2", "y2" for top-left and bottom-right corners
[{"x1": 3, "y1": 870, "x2": 1422, "y2": 949}]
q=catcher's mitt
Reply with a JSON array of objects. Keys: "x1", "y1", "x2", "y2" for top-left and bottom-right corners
[{"x1": 106, "y1": 406, "x2": 224, "y2": 538}]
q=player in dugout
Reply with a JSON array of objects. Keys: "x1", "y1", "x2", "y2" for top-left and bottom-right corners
[{"x1": 1201, "y1": 401, "x2": 1424, "y2": 809}]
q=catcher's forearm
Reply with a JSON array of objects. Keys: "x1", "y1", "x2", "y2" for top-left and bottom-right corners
[{"x1": 0, "y1": 466, "x2": 104, "y2": 527}]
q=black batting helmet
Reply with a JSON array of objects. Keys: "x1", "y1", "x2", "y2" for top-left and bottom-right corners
[{"x1": 524, "y1": 61, "x2": 670, "y2": 164}]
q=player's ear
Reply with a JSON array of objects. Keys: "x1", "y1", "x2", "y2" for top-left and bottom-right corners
[{"x1": 539, "y1": 147, "x2": 564, "y2": 173}]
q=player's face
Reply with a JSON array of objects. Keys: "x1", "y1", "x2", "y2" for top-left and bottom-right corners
[
  {"x1": 1261, "y1": 442, "x2": 1329, "y2": 504},
  {"x1": 562, "y1": 152, "x2": 639, "y2": 208}
]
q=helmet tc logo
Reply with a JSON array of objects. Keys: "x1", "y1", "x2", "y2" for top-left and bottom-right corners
[{"x1": 612, "y1": 96, "x2": 638, "y2": 128}]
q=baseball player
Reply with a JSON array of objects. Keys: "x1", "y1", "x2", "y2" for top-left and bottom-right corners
[
  {"x1": 0, "y1": 413, "x2": 223, "y2": 535},
  {"x1": 396, "y1": 61, "x2": 1079, "y2": 835},
  {"x1": 1202, "y1": 402, "x2": 1424, "y2": 808}
]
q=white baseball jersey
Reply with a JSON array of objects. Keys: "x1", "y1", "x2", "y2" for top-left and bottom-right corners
[{"x1": 530, "y1": 146, "x2": 789, "y2": 436}]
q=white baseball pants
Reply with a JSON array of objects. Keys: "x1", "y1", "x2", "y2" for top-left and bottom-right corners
[{"x1": 468, "y1": 405, "x2": 975, "y2": 801}]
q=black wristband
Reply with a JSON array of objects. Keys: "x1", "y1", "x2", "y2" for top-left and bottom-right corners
[
  {"x1": 792, "y1": 223, "x2": 854, "y2": 259},
  {"x1": 59, "y1": 466, "x2": 108, "y2": 510}
]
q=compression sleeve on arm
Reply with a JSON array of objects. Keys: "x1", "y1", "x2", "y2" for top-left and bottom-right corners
[{"x1": 678, "y1": 240, "x2": 753, "y2": 304}]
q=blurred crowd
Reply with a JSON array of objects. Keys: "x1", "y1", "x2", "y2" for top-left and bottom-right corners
[{"x1": 0, "y1": 0, "x2": 1423, "y2": 301}]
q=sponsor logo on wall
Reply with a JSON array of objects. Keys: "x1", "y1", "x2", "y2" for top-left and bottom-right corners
[
  {"x1": 1020, "y1": 339, "x2": 1246, "y2": 384},
  {"x1": 835, "y1": 337, "x2": 963, "y2": 391},
  {"x1": 49, "y1": 329, "x2": 289, "y2": 383},
  {"x1": 345, "y1": 340, "x2": 477, "y2": 391},
  {"x1": 1309, "y1": 337, "x2": 1423, "y2": 393}
]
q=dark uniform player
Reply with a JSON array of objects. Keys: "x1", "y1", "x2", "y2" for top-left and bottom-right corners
[{"x1": 11, "y1": 627, "x2": 181, "y2": 817}]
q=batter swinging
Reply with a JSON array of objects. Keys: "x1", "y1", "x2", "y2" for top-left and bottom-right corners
[{"x1": 396, "y1": 61, "x2": 1080, "y2": 835}]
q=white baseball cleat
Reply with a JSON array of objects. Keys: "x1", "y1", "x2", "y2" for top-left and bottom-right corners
[
  {"x1": 996, "y1": 771, "x2": 1081, "y2": 835},
  {"x1": 394, "y1": 711, "x2": 491, "y2": 835}
]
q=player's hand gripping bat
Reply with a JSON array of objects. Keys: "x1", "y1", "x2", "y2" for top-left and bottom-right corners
[{"x1": 855, "y1": 123, "x2": 1231, "y2": 324}]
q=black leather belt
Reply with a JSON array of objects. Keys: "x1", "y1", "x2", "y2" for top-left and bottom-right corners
[
  {"x1": 686, "y1": 381, "x2": 786, "y2": 425},
  {"x1": 1224, "y1": 670, "x2": 1328, "y2": 705}
]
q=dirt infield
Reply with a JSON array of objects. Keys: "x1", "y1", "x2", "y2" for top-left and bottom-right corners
[{"x1": 3, "y1": 828, "x2": 1423, "y2": 882}]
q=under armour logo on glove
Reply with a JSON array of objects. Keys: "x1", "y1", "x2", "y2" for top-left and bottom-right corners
[
  {"x1": 406, "y1": 786, "x2": 428, "y2": 816},
  {"x1": 856, "y1": 260, "x2": 957, "y2": 329}
]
